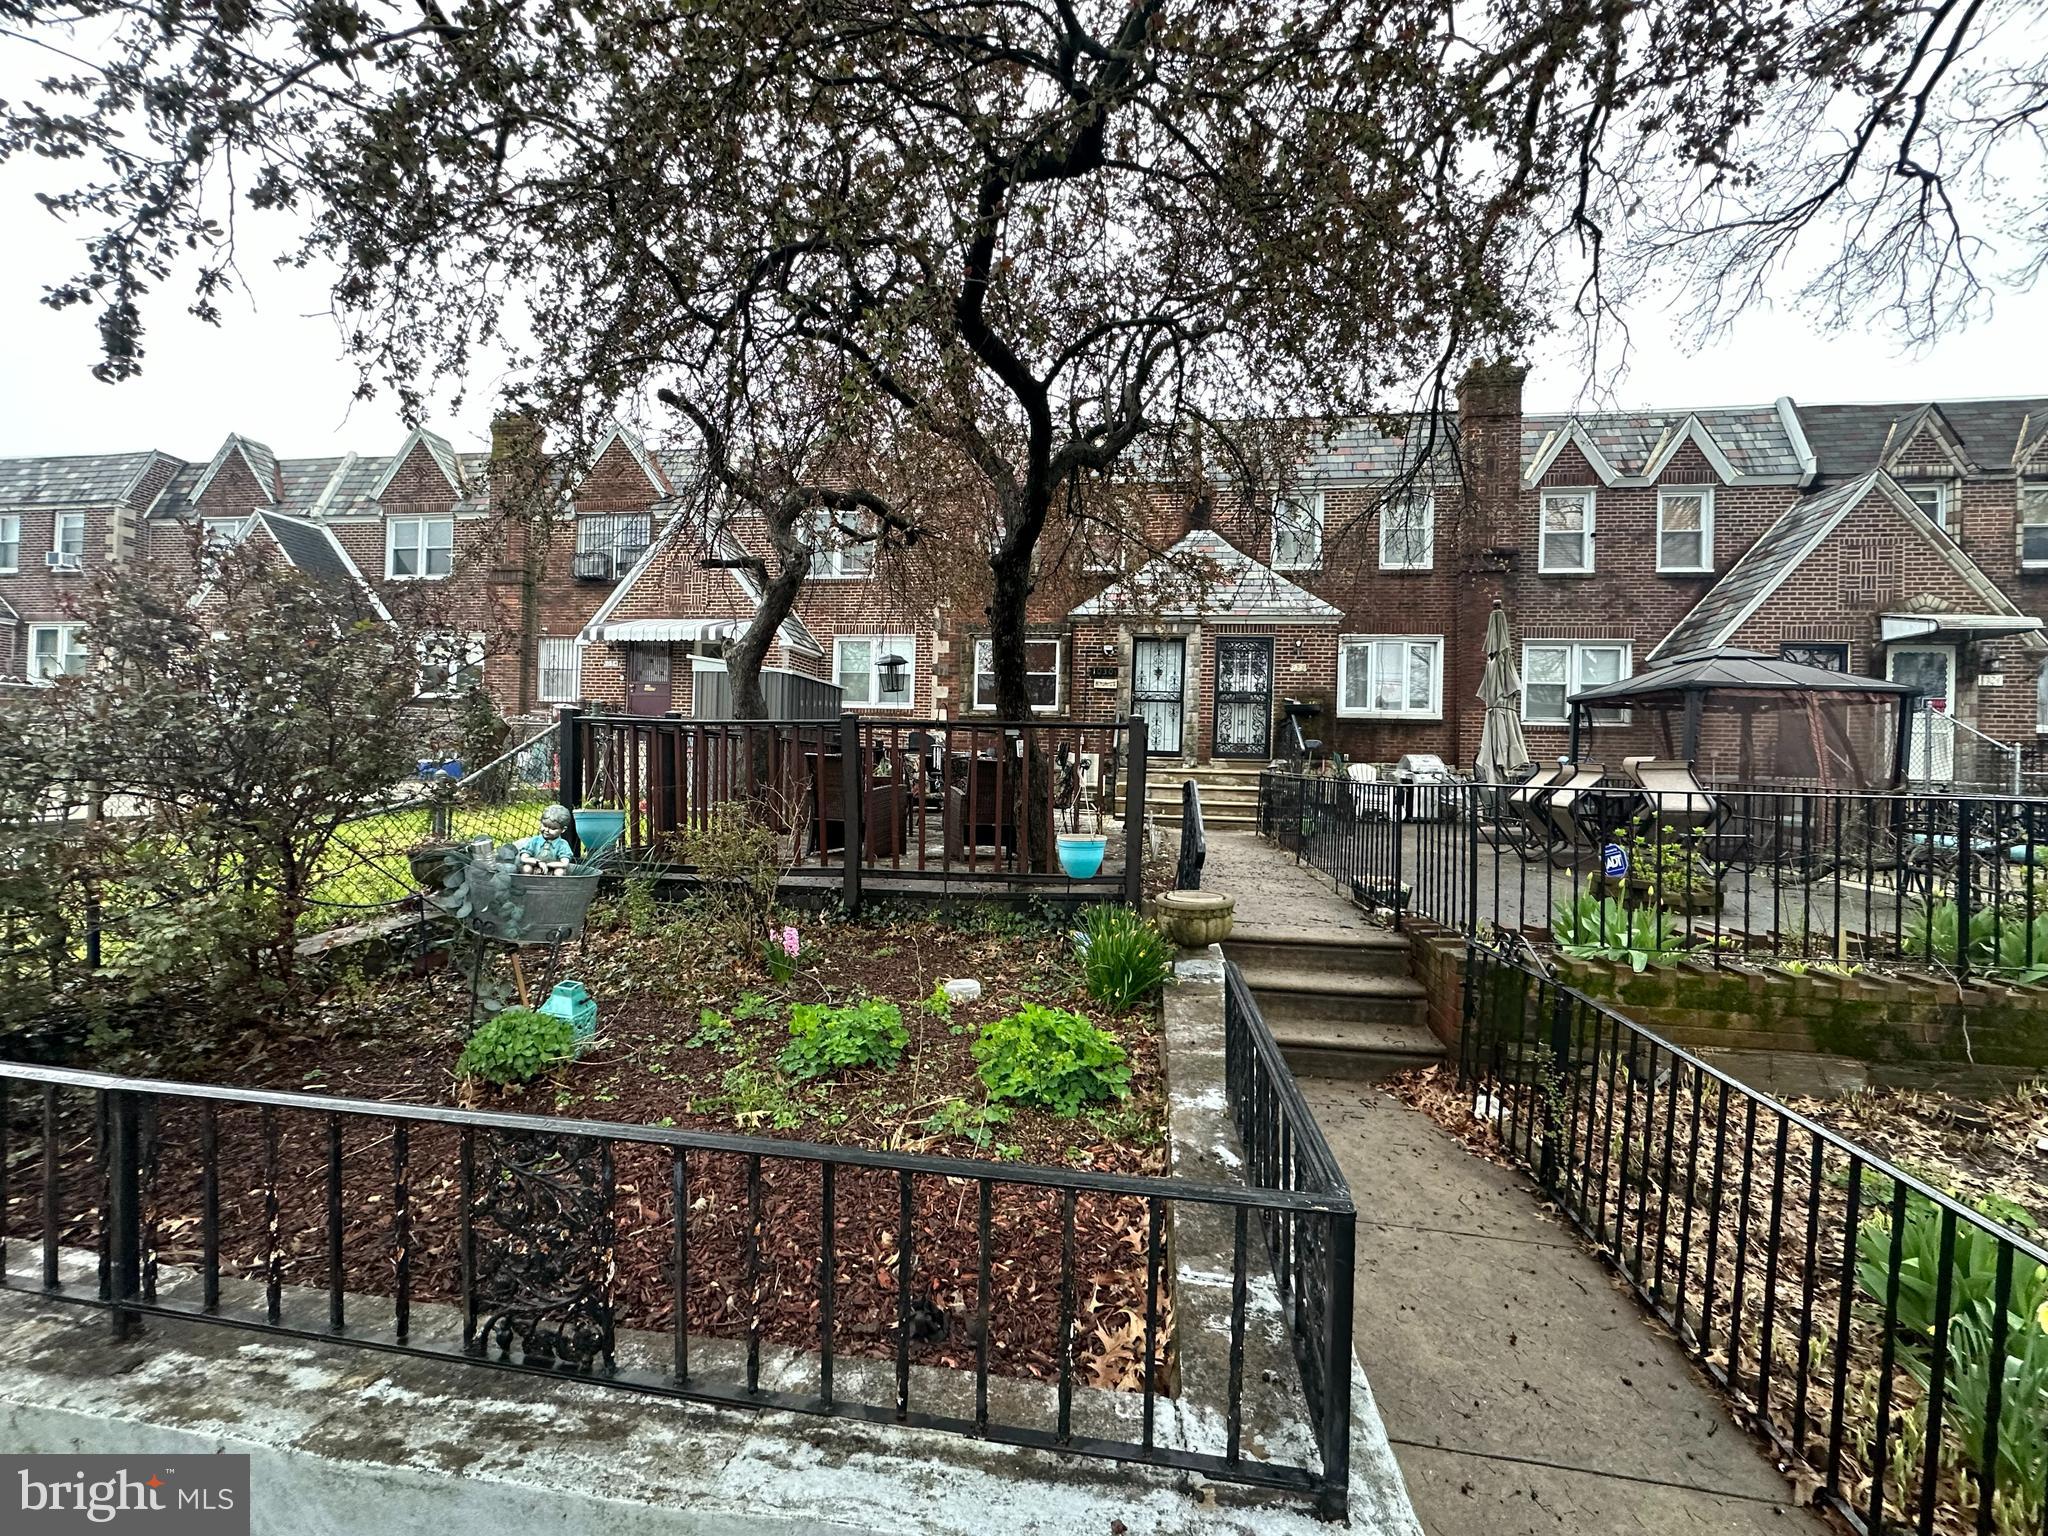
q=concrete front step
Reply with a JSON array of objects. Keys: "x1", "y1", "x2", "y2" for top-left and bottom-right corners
[
  {"x1": 1270, "y1": 1020, "x2": 1445, "y2": 1081},
  {"x1": 1234, "y1": 970, "x2": 1428, "y2": 1031},
  {"x1": 1224, "y1": 929, "x2": 1413, "y2": 978}
]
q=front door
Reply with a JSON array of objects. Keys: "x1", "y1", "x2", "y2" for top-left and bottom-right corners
[
  {"x1": 627, "y1": 646, "x2": 673, "y2": 716},
  {"x1": 1132, "y1": 637, "x2": 1186, "y2": 756},
  {"x1": 1212, "y1": 637, "x2": 1274, "y2": 759},
  {"x1": 1889, "y1": 643, "x2": 1956, "y2": 781}
]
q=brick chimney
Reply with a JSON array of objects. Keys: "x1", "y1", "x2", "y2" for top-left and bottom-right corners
[
  {"x1": 488, "y1": 409, "x2": 548, "y2": 714},
  {"x1": 1456, "y1": 360, "x2": 1527, "y2": 561}
]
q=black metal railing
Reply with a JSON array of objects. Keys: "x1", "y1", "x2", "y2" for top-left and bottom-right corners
[
  {"x1": 1175, "y1": 780, "x2": 1206, "y2": 892},
  {"x1": 1262, "y1": 771, "x2": 2048, "y2": 979},
  {"x1": 1223, "y1": 961, "x2": 1354, "y2": 1504},
  {"x1": 564, "y1": 710, "x2": 1147, "y2": 910},
  {"x1": 1459, "y1": 942, "x2": 2048, "y2": 1535},
  {"x1": 0, "y1": 999, "x2": 1355, "y2": 1517}
]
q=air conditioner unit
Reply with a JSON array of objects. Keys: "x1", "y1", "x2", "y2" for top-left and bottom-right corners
[
  {"x1": 571, "y1": 549, "x2": 614, "y2": 582},
  {"x1": 45, "y1": 551, "x2": 81, "y2": 572}
]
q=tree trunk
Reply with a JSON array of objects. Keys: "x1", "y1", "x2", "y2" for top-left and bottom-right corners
[{"x1": 988, "y1": 484, "x2": 1054, "y2": 870}]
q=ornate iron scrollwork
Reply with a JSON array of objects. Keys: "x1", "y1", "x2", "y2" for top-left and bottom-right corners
[{"x1": 471, "y1": 1131, "x2": 616, "y2": 1371}]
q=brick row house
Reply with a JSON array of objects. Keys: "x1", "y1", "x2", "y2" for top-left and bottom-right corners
[{"x1": 4, "y1": 372, "x2": 2045, "y2": 785}]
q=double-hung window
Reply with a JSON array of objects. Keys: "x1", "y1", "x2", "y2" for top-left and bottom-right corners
[
  {"x1": 1522, "y1": 641, "x2": 1630, "y2": 726},
  {"x1": 538, "y1": 637, "x2": 583, "y2": 703},
  {"x1": 1378, "y1": 490, "x2": 1434, "y2": 570},
  {"x1": 28, "y1": 623, "x2": 86, "y2": 682},
  {"x1": 1656, "y1": 488, "x2": 1713, "y2": 572},
  {"x1": 417, "y1": 631, "x2": 485, "y2": 696},
  {"x1": 2021, "y1": 484, "x2": 2048, "y2": 569},
  {"x1": 1538, "y1": 490, "x2": 1594, "y2": 573},
  {"x1": 203, "y1": 517, "x2": 250, "y2": 551},
  {"x1": 806, "y1": 510, "x2": 876, "y2": 577},
  {"x1": 52, "y1": 512, "x2": 86, "y2": 564},
  {"x1": 836, "y1": 634, "x2": 917, "y2": 709},
  {"x1": 973, "y1": 638, "x2": 1061, "y2": 712},
  {"x1": 388, "y1": 516, "x2": 455, "y2": 579},
  {"x1": 575, "y1": 513, "x2": 652, "y2": 572},
  {"x1": 1901, "y1": 482, "x2": 1953, "y2": 529},
  {"x1": 1338, "y1": 635, "x2": 1443, "y2": 718},
  {"x1": 1271, "y1": 492, "x2": 1323, "y2": 570},
  {"x1": 0, "y1": 515, "x2": 18, "y2": 573}
]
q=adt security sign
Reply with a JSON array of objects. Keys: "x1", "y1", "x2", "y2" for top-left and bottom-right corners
[{"x1": 1602, "y1": 842, "x2": 1630, "y2": 880}]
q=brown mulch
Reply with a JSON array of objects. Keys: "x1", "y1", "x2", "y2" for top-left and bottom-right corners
[{"x1": 4, "y1": 905, "x2": 1174, "y2": 1393}]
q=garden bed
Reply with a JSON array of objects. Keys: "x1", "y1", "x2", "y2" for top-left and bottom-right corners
[{"x1": 5, "y1": 902, "x2": 1178, "y2": 1394}]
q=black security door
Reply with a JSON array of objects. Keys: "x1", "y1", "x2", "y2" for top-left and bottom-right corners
[{"x1": 1212, "y1": 637, "x2": 1273, "y2": 758}]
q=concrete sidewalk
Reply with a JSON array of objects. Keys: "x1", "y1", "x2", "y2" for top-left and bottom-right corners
[{"x1": 1301, "y1": 1080, "x2": 1825, "y2": 1536}]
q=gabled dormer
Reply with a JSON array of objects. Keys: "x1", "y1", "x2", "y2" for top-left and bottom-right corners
[
  {"x1": 1880, "y1": 405, "x2": 1972, "y2": 531},
  {"x1": 1523, "y1": 418, "x2": 1620, "y2": 488},
  {"x1": 571, "y1": 425, "x2": 669, "y2": 584},
  {"x1": 188, "y1": 434, "x2": 281, "y2": 515},
  {"x1": 369, "y1": 426, "x2": 466, "y2": 510},
  {"x1": 1642, "y1": 414, "x2": 1741, "y2": 484}
]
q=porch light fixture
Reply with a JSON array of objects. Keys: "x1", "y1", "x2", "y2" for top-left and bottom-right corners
[
  {"x1": 877, "y1": 652, "x2": 910, "y2": 700},
  {"x1": 1979, "y1": 644, "x2": 2006, "y2": 678}
]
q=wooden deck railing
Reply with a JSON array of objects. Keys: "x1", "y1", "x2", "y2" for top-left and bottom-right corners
[{"x1": 558, "y1": 710, "x2": 1148, "y2": 908}]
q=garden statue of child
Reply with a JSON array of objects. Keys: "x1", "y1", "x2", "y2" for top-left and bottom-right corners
[{"x1": 515, "y1": 803, "x2": 575, "y2": 874}]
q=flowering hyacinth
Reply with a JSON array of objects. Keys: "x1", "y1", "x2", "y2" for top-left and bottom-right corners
[{"x1": 780, "y1": 925, "x2": 800, "y2": 958}]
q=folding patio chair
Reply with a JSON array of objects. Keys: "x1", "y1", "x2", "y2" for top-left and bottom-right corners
[
  {"x1": 1624, "y1": 757, "x2": 1721, "y2": 833},
  {"x1": 1540, "y1": 762, "x2": 1608, "y2": 850},
  {"x1": 1488, "y1": 762, "x2": 1565, "y2": 853}
]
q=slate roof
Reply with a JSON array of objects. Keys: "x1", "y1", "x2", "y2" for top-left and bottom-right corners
[
  {"x1": 0, "y1": 451, "x2": 166, "y2": 506},
  {"x1": 258, "y1": 511, "x2": 355, "y2": 589},
  {"x1": 1651, "y1": 474, "x2": 1883, "y2": 660},
  {"x1": 1069, "y1": 529, "x2": 1342, "y2": 623},
  {"x1": 1797, "y1": 398, "x2": 2048, "y2": 480},
  {"x1": 1521, "y1": 406, "x2": 1807, "y2": 481}
]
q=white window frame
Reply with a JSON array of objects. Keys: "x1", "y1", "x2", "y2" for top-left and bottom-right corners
[
  {"x1": 1337, "y1": 634, "x2": 1444, "y2": 719},
  {"x1": 1521, "y1": 640, "x2": 1631, "y2": 726},
  {"x1": 28, "y1": 623, "x2": 86, "y2": 683},
  {"x1": 386, "y1": 516, "x2": 455, "y2": 580},
  {"x1": 805, "y1": 509, "x2": 876, "y2": 579},
  {"x1": 52, "y1": 511, "x2": 86, "y2": 560},
  {"x1": 1378, "y1": 490, "x2": 1434, "y2": 571},
  {"x1": 1538, "y1": 489, "x2": 1596, "y2": 574},
  {"x1": 1900, "y1": 481, "x2": 1953, "y2": 529},
  {"x1": 834, "y1": 633, "x2": 918, "y2": 710},
  {"x1": 0, "y1": 514, "x2": 18, "y2": 573},
  {"x1": 538, "y1": 637, "x2": 582, "y2": 704},
  {"x1": 202, "y1": 516, "x2": 250, "y2": 551},
  {"x1": 417, "y1": 631, "x2": 485, "y2": 697},
  {"x1": 1271, "y1": 491, "x2": 1323, "y2": 571},
  {"x1": 972, "y1": 637, "x2": 1063, "y2": 713},
  {"x1": 1656, "y1": 487, "x2": 1714, "y2": 573},
  {"x1": 2020, "y1": 483, "x2": 2048, "y2": 570}
]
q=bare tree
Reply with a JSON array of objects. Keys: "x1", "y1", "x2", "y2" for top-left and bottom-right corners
[{"x1": 6, "y1": 0, "x2": 2044, "y2": 714}]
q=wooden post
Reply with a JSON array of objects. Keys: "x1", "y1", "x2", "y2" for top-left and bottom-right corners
[
  {"x1": 1123, "y1": 716, "x2": 1148, "y2": 908},
  {"x1": 840, "y1": 712, "x2": 863, "y2": 913}
]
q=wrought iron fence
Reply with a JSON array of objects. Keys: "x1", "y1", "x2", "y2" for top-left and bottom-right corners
[
  {"x1": 1175, "y1": 780, "x2": 1206, "y2": 892},
  {"x1": 0, "y1": 970, "x2": 1355, "y2": 1516},
  {"x1": 1262, "y1": 771, "x2": 2048, "y2": 979},
  {"x1": 1458, "y1": 942, "x2": 2048, "y2": 1535},
  {"x1": 565, "y1": 711, "x2": 1147, "y2": 909}
]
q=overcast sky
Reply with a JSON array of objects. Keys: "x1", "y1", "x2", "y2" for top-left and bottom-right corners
[{"x1": 3, "y1": 134, "x2": 2045, "y2": 461}]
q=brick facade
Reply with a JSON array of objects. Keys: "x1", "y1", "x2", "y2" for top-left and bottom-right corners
[{"x1": 6, "y1": 383, "x2": 2047, "y2": 782}]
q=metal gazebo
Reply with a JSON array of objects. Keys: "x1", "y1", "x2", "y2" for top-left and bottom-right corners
[{"x1": 1565, "y1": 648, "x2": 1915, "y2": 789}]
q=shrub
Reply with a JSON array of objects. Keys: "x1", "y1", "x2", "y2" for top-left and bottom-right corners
[
  {"x1": 457, "y1": 1006, "x2": 578, "y2": 1087},
  {"x1": 973, "y1": 1003, "x2": 1130, "y2": 1116},
  {"x1": 778, "y1": 998, "x2": 908, "y2": 1081},
  {"x1": 1904, "y1": 900, "x2": 2048, "y2": 982},
  {"x1": 679, "y1": 803, "x2": 789, "y2": 937},
  {"x1": 1551, "y1": 894, "x2": 1687, "y2": 972},
  {"x1": 1080, "y1": 905, "x2": 1174, "y2": 1009}
]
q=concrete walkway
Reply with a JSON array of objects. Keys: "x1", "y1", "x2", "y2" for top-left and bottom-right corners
[
  {"x1": 1203, "y1": 831, "x2": 1378, "y2": 939},
  {"x1": 1203, "y1": 828, "x2": 1825, "y2": 1533},
  {"x1": 1304, "y1": 1082, "x2": 1826, "y2": 1534}
]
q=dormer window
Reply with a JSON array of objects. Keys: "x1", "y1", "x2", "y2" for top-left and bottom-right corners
[
  {"x1": 2022, "y1": 484, "x2": 2048, "y2": 569},
  {"x1": 1538, "y1": 490, "x2": 1595, "y2": 574},
  {"x1": 1656, "y1": 488, "x2": 1713, "y2": 573}
]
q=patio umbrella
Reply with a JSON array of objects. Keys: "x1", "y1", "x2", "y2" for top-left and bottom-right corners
[{"x1": 1475, "y1": 599, "x2": 1533, "y2": 782}]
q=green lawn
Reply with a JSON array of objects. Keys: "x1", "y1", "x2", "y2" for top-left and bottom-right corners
[{"x1": 304, "y1": 794, "x2": 554, "y2": 924}]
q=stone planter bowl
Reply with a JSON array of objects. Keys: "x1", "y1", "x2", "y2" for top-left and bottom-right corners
[{"x1": 1156, "y1": 890, "x2": 1236, "y2": 947}]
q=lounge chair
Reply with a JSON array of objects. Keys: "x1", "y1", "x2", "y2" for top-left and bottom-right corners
[
  {"x1": 1541, "y1": 762, "x2": 1608, "y2": 849},
  {"x1": 1481, "y1": 763, "x2": 1564, "y2": 853},
  {"x1": 1625, "y1": 757, "x2": 1720, "y2": 833}
]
